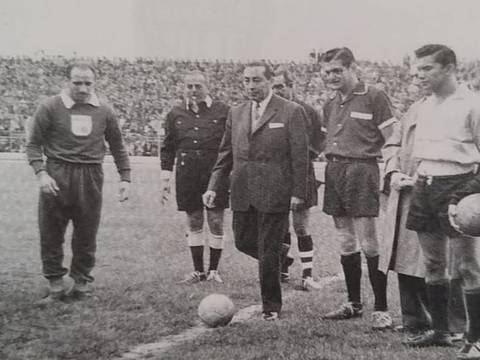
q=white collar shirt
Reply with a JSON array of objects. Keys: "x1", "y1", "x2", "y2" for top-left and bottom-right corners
[{"x1": 60, "y1": 90, "x2": 100, "y2": 109}]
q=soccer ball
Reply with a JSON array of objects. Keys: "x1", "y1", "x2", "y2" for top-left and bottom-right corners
[
  {"x1": 198, "y1": 293, "x2": 235, "y2": 328},
  {"x1": 455, "y1": 193, "x2": 480, "y2": 236}
]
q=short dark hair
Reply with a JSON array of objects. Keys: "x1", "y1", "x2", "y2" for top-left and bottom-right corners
[
  {"x1": 414, "y1": 44, "x2": 457, "y2": 67},
  {"x1": 274, "y1": 68, "x2": 294, "y2": 87},
  {"x1": 244, "y1": 61, "x2": 274, "y2": 79},
  {"x1": 66, "y1": 61, "x2": 97, "y2": 79},
  {"x1": 319, "y1": 47, "x2": 355, "y2": 68},
  {"x1": 184, "y1": 69, "x2": 209, "y2": 84}
]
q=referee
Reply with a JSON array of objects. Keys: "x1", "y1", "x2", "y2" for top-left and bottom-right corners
[{"x1": 161, "y1": 70, "x2": 230, "y2": 284}]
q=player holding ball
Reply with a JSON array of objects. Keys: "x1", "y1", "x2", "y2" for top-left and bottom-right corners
[{"x1": 401, "y1": 44, "x2": 480, "y2": 359}]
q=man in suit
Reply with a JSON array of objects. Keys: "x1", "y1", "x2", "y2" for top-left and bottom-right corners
[
  {"x1": 272, "y1": 68, "x2": 325, "y2": 290},
  {"x1": 203, "y1": 61, "x2": 309, "y2": 321}
]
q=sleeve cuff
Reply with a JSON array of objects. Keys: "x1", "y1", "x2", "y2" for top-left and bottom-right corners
[
  {"x1": 161, "y1": 170, "x2": 172, "y2": 181},
  {"x1": 120, "y1": 170, "x2": 131, "y2": 182},
  {"x1": 449, "y1": 198, "x2": 460, "y2": 206},
  {"x1": 30, "y1": 160, "x2": 46, "y2": 174}
]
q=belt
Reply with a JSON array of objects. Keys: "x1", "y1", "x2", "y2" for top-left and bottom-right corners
[
  {"x1": 418, "y1": 172, "x2": 474, "y2": 186},
  {"x1": 178, "y1": 149, "x2": 216, "y2": 156},
  {"x1": 326, "y1": 155, "x2": 378, "y2": 163},
  {"x1": 46, "y1": 158, "x2": 101, "y2": 166}
]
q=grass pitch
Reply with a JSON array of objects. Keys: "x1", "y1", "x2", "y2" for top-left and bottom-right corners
[{"x1": 0, "y1": 158, "x2": 460, "y2": 359}]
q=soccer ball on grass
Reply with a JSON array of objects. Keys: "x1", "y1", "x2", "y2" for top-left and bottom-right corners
[{"x1": 198, "y1": 293, "x2": 235, "y2": 327}]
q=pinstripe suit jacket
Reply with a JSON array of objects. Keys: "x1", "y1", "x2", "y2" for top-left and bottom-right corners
[{"x1": 208, "y1": 94, "x2": 309, "y2": 213}]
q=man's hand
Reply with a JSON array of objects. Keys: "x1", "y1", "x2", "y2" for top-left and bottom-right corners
[
  {"x1": 290, "y1": 196, "x2": 304, "y2": 211},
  {"x1": 160, "y1": 179, "x2": 170, "y2": 205},
  {"x1": 118, "y1": 181, "x2": 130, "y2": 202},
  {"x1": 448, "y1": 204, "x2": 464, "y2": 234},
  {"x1": 203, "y1": 190, "x2": 217, "y2": 208},
  {"x1": 37, "y1": 171, "x2": 59, "y2": 196},
  {"x1": 390, "y1": 172, "x2": 414, "y2": 191},
  {"x1": 160, "y1": 170, "x2": 172, "y2": 205}
]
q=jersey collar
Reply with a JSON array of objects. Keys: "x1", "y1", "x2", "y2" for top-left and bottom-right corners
[
  {"x1": 60, "y1": 90, "x2": 100, "y2": 109},
  {"x1": 330, "y1": 82, "x2": 368, "y2": 102}
]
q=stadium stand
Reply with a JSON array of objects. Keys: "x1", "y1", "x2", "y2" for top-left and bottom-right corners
[{"x1": 1, "y1": 55, "x2": 479, "y2": 155}]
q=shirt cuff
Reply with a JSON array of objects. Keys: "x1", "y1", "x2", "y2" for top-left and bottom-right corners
[
  {"x1": 30, "y1": 160, "x2": 46, "y2": 174},
  {"x1": 161, "y1": 170, "x2": 172, "y2": 181}
]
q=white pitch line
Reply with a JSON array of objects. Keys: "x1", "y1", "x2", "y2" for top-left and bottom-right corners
[{"x1": 116, "y1": 272, "x2": 344, "y2": 360}]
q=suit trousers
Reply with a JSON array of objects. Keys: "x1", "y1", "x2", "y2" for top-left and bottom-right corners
[
  {"x1": 398, "y1": 273, "x2": 431, "y2": 329},
  {"x1": 232, "y1": 206, "x2": 289, "y2": 313}
]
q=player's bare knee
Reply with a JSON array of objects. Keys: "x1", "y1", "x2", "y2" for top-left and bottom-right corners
[
  {"x1": 187, "y1": 210, "x2": 204, "y2": 232},
  {"x1": 340, "y1": 243, "x2": 360, "y2": 255},
  {"x1": 424, "y1": 263, "x2": 447, "y2": 283},
  {"x1": 457, "y1": 261, "x2": 480, "y2": 288},
  {"x1": 207, "y1": 220, "x2": 224, "y2": 236},
  {"x1": 206, "y1": 210, "x2": 224, "y2": 234}
]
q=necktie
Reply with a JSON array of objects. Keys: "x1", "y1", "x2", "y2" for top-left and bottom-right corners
[
  {"x1": 252, "y1": 102, "x2": 261, "y2": 131},
  {"x1": 190, "y1": 101, "x2": 199, "y2": 114}
]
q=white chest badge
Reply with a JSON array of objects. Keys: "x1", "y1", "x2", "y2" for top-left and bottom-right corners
[
  {"x1": 71, "y1": 115, "x2": 92, "y2": 136},
  {"x1": 350, "y1": 111, "x2": 373, "y2": 120}
]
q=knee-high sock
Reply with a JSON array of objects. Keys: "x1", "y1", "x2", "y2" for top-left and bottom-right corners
[
  {"x1": 208, "y1": 248, "x2": 222, "y2": 271},
  {"x1": 465, "y1": 288, "x2": 480, "y2": 343},
  {"x1": 426, "y1": 282, "x2": 450, "y2": 332},
  {"x1": 341, "y1": 252, "x2": 362, "y2": 304},
  {"x1": 298, "y1": 235, "x2": 313, "y2": 278},
  {"x1": 281, "y1": 232, "x2": 292, "y2": 274},
  {"x1": 190, "y1": 246, "x2": 204, "y2": 273},
  {"x1": 366, "y1": 255, "x2": 388, "y2": 311}
]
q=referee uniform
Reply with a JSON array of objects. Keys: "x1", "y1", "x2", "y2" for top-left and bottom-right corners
[
  {"x1": 161, "y1": 87, "x2": 230, "y2": 283},
  {"x1": 322, "y1": 78, "x2": 396, "y2": 327},
  {"x1": 161, "y1": 98, "x2": 229, "y2": 212}
]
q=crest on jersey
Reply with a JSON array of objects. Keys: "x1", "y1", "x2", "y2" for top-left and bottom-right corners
[{"x1": 71, "y1": 115, "x2": 92, "y2": 136}]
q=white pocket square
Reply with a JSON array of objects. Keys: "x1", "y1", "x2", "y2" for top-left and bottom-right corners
[
  {"x1": 350, "y1": 111, "x2": 373, "y2": 120},
  {"x1": 268, "y1": 123, "x2": 284, "y2": 129}
]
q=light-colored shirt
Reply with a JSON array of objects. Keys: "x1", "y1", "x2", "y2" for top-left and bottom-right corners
[
  {"x1": 253, "y1": 90, "x2": 273, "y2": 118},
  {"x1": 185, "y1": 95, "x2": 213, "y2": 111},
  {"x1": 413, "y1": 85, "x2": 480, "y2": 175}
]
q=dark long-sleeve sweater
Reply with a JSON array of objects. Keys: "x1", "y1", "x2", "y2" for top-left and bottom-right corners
[{"x1": 26, "y1": 94, "x2": 131, "y2": 181}]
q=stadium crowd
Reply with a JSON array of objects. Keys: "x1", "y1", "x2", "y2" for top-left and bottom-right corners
[{"x1": 1, "y1": 54, "x2": 480, "y2": 154}]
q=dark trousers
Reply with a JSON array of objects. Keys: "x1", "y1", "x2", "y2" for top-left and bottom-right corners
[
  {"x1": 232, "y1": 206, "x2": 288, "y2": 313},
  {"x1": 39, "y1": 161, "x2": 103, "y2": 283},
  {"x1": 398, "y1": 274, "x2": 466, "y2": 332},
  {"x1": 398, "y1": 274, "x2": 431, "y2": 329}
]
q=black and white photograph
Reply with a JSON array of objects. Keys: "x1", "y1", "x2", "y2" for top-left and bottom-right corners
[{"x1": 2, "y1": 0, "x2": 480, "y2": 359}]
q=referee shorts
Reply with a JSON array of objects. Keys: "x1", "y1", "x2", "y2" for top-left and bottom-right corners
[
  {"x1": 175, "y1": 150, "x2": 229, "y2": 212},
  {"x1": 323, "y1": 156, "x2": 380, "y2": 217}
]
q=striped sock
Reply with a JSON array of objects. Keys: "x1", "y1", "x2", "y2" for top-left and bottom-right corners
[{"x1": 298, "y1": 235, "x2": 313, "y2": 278}]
